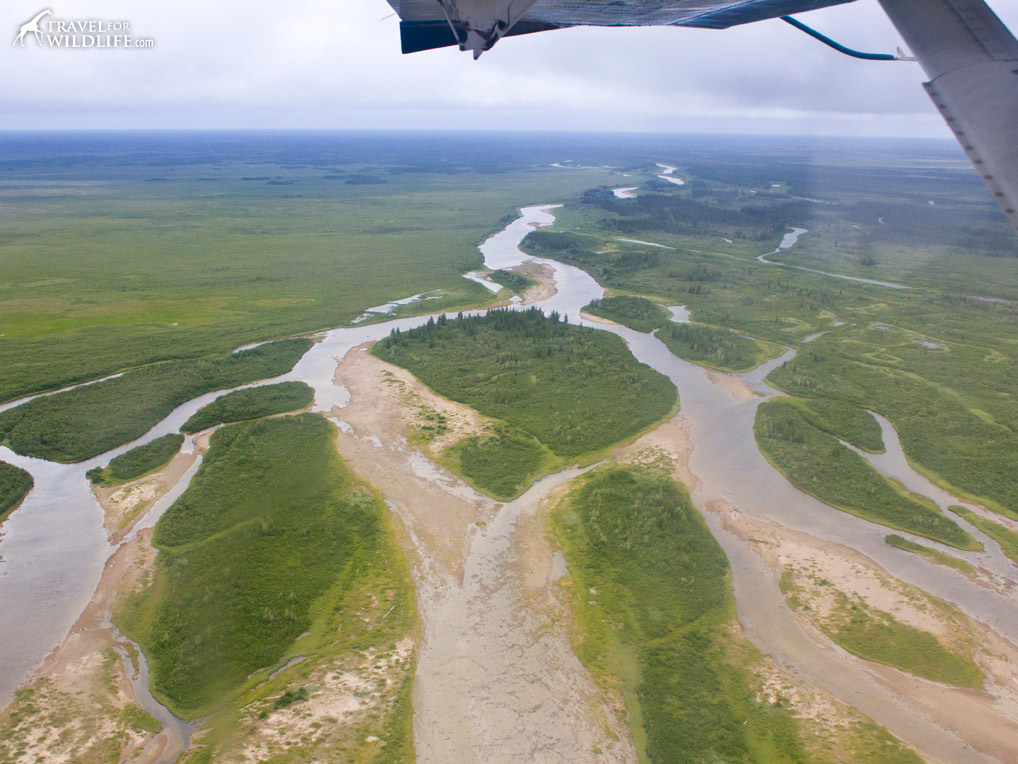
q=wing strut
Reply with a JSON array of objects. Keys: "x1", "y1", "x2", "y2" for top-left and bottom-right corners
[{"x1": 780, "y1": 16, "x2": 912, "y2": 61}]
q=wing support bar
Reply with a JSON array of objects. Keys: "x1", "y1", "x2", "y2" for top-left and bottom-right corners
[{"x1": 780, "y1": 15, "x2": 911, "y2": 61}]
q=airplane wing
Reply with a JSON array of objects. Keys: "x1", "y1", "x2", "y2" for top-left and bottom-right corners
[
  {"x1": 878, "y1": 0, "x2": 1018, "y2": 230},
  {"x1": 389, "y1": 0, "x2": 856, "y2": 56},
  {"x1": 386, "y1": 0, "x2": 1018, "y2": 232}
]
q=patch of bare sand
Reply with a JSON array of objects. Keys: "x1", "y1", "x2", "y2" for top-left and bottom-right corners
[
  {"x1": 227, "y1": 637, "x2": 416, "y2": 764},
  {"x1": 706, "y1": 368, "x2": 756, "y2": 401},
  {"x1": 371, "y1": 354, "x2": 495, "y2": 458},
  {"x1": 330, "y1": 345, "x2": 636, "y2": 764},
  {"x1": 749, "y1": 644, "x2": 928, "y2": 763},
  {"x1": 615, "y1": 415, "x2": 699, "y2": 492},
  {"x1": 577, "y1": 310, "x2": 620, "y2": 328},
  {"x1": 517, "y1": 261, "x2": 557, "y2": 304},
  {"x1": 715, "y1": 499, "x2": 1018, "y2": 763},
  {"x1": 478, "y1": 262, "x2": 557, "y2": 309},
  {"x1": 332, "y1": 346, "x2": 494, "y2": 575},
  {"x1": 93, "y1": 447, "x2": 197, "y2": 543},
  {"x1": 413, "y1": 468, "x2": 634, "y2": 764}
]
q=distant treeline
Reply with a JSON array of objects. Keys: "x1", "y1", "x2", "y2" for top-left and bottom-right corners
[{"x1": 581, "y1": 187, "x2": 807, "y2": 239}]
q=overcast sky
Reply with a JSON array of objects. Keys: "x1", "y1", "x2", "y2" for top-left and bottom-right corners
[{"x1": 3, "y1": 0, "x2": 1017, "y2": 137}]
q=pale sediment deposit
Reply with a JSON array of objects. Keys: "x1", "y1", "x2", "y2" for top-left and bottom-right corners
[
  {"x1": 330, "y1": 345, "x2": 635, "y2": 763},
  {"x1": 704, "y1": 495, "x2": 1017, "y2": 764},
  {"x1": 93, "y1": 448, "x2": 198, "y2": 544}
]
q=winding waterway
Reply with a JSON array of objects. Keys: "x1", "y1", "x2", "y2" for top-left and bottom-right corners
[
  {"x1": 2, "y1": 204, "x2": 1017, "y2": 762},
  {"x1": 757, "y1": 227, "x2": 910, "y2": 289}
]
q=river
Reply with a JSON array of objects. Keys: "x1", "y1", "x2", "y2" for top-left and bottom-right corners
[{"x1": 2, "y1": 204, "x2": 1017, "y2": 762}]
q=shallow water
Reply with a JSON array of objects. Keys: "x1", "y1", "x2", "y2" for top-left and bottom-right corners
[
  {"x1": 0, "y1": 448, "x2": 110, "y2": 703},
  {"x1": 614, "y1": 236, "x2": 674, "y2": 249},
  {"x1": 667, "y1": 305, "x2": 690, "y2": 324},
  {"x1": 463, "y1": 271, "x2": 502, "y2": 293},
  {"x1": 114, "y1": 625, "x2": 198, "y2": 764},
  {"x1": 848, "y1": 413, "x2": 1018, "y2": 580},
  {"x1": 351, "y1": 291, "x2": 442, "y2": 323},
  {"x1": 655, "y1": 163, "x2": 684, "y2": 185}
]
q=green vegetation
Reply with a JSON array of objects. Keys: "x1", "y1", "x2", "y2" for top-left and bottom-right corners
[
  {"x1": 755, "y1": 399, "x2": 977, "y2": 549},
  {"x1": 769, "y1": 338, "x2": 1018, "y2": 520},
  {"x1": 373, "y1": 307, "x2": 675, "y2": 461},
  {"x1": 272, "y1": 686, "x2": 309, "y2": 710},
  {"x1": 0, "y1": 338, "x2": 312, "y2": 463},
  {"x1": 830, "y1": 602, "x2": 981, "y2": 688},
  {"x1": 87, "y1": 434, "x2": 185, "y2": 486},
  {"x1": 0, "y1": 461, "x2": 33, "y2": 523},
  {"x1": 885, "y1": 534, "x2": 976, "y2": 576},
  {"x1": 0, "y1": 133, "x2": 621, "y2": 404},
  {"x1": 445, "y1": 426, "x2": 549, "y2": 501},
  {"x1": 555, "y1": 465, "x2": 807, "y2": 763},
  {"x1": 583, "y1": 295, "x2": 671, "y2": 333},
  {"x1": 524, "y1": 147, "x2": 1018, "y2": 520},
  {"x1": 780, "y1": 573, "x2": 982, "y2": 688},
  {"x1": 119, "y1": 703, "x2": 163, "y2": 736},
  {"x1": 949, "y1": 505, "x2": 1018, "y2": 566},
  {"x1": 487, "y1": 268, "x2": 535, "y2": 293},
  {"x1": 181, "y1": 381, "x2": 314, "y2": 433},
  {"x1": 791, "y1": 397, "x2": 884, "y2": 453},
  {"x1": 118, "y1": 414, "x2": 410, "y2": 715},
  {"x1": 658, "y1": 322, "x2": 778, "y2": 372},
  {"x1": 521, "y1": 229, "x2": 590, "y2": 257}
]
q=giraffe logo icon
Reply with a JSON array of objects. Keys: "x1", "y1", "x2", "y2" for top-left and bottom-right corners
[{"x1": 12, "y1": 9, "x2": 52, "y2": 46}]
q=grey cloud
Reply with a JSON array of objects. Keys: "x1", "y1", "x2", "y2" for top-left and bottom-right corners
[{"x1": 2, "y1": 0, "x2": 1016, "y2": 135}]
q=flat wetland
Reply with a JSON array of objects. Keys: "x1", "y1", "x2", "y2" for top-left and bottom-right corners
[{"x1": 4, "y1": 131, "x2": 1018, "y2": 764}]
